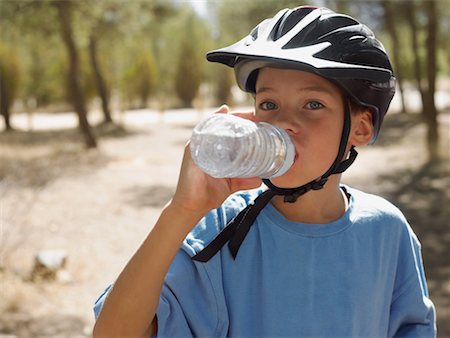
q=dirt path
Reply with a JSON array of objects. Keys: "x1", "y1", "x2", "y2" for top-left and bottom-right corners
[{"x1": 1, "y1": 109, "x2": 449, "y2": 337}]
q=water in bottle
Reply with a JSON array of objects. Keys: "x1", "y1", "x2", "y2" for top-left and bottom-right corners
[{"x1": 189, "y1": 114, "x2": 295, "y2": 178}]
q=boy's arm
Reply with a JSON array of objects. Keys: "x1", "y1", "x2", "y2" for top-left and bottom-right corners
[
  {"x1": 388, "y1": 231, "x2": 436, "y2": 337},
  {"x1": 92, "y1": 109, "x2": 261, "y2": 337},
  {"x1": 92, "y1": 201, "x2": 205, "y2": 337},
  {"x1": 389, "y1": 277, "x2": 436, "y2": 337}
]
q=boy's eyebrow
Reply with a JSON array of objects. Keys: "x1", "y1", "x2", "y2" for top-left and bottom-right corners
[{"x1": 300, "y1": 85, "x2": 336, "y2": 96}]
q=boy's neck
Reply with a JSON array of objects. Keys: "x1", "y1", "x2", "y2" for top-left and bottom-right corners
[{"x1": 269, "y1": 177, "x2": 348, "y2": 224}]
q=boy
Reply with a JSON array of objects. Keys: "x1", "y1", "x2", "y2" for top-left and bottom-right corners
[{"x1": 93, "y1": 6, "x2": 436, "y2": 337}]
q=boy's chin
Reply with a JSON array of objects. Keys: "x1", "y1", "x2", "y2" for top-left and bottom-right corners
[{"x1": 265, "y1": 174, "x2": 312, "y2": 189}]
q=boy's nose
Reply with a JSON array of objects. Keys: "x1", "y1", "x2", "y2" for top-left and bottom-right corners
[{"x1": 271, "y1": 110, "x2": 298, "y2": 135}]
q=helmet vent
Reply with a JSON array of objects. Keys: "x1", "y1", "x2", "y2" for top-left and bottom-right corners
[
  {"x1": 249, "y1": 26, "x2": 259, "y2": 41},
  {"x1": 283, "y1": 15, "x2": 358, "y2": 49},
  {"x1": 249, "y1": 18, "x2": 271, "y2": 42},
  {"x1": 270, "y1": 7, "x2": 315, "y2": 41}
]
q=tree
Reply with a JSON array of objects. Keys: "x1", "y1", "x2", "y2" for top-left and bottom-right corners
[
  {"x1": 53, "y1": 0, "x2": 97, "y2": 148},
  {"x1": 0, "y1": 0, "x2": 97, "y2": 146},
  {"x1": 84, "y1": 1, "x2": 176, "y2": 113},
  {"x1": 423, "y1": 0, "x2": 439, "y2": 161},
  {"x1": 406, "y1": 1, "x2": 426, "y2": 113},
  {"x1": 174, "y1": 15, "x2": 204, "y2": 107},
  {"x1": 383, "y1": 0, "x2": 408, "y2": 114},
  {"x1": 25, "y1": 36, "x2": 68, "y2": 108},
  {"x1": 121, "y1": 50, "x2": 159, "y2": 109},
  {"x1": 0, "y1": 43, "x2": 21, "y2": 131},
  {"x1": 84, "y1": 0, "x2": 140, "y2": 123},
  {"x1": 404, "y1": 0, "x2": 442, "y2": 162},
  {"x1": 174, "y1": 38, "x2": 202, "y2": 107},
  {"x1": 89, "y1": 29, "x2": 112, "y2": 123},
  {"x1": 214, "y1": 66, "x2": 234, "y2": 105}
]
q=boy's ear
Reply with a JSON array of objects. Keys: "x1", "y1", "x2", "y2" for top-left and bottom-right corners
[{"x1": 349, "y1": 111, "x2": 374, "y2": 146}]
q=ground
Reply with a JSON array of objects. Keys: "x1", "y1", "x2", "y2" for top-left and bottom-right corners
[{"x1": 0, "y1": 108, "x2": 449, "y2": 337}]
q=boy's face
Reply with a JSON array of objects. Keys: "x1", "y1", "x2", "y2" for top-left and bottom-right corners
[{"x1": 254, "y1": 67, "x2": 346, "y2": 188}]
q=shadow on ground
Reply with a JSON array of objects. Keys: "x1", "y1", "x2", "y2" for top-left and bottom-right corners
[
  {"x1": 0, "y1": 123, "x2": 141, "y2": 189},
  {"x1": 377, "y1": 160, "x2": 450, "y2": 336},
  {"x1": 360, "y1": 112, "x2": 449, "y2": 336},
  {"x1": 373, "y1": 112, "x2": 423, "y2": 147},
  {"x1": 122, "y1": 184, "x2": 175, "y2": 208},
  {"x1": 0, "y1": 122, "x2": 140, "y2": 146},
  {"x1": 0, "y1": 313, "x2": 89, "y2": 337}
]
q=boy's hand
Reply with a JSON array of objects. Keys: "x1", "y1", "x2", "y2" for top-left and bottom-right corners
[
  {"x1": 93, "y1": 106, "x2": 262, "y2": 338},
  {"x1": 170, "y1": 105, "x2": 262, "y2": 222}
]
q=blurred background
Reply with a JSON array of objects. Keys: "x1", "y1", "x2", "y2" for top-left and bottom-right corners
[{"x1": 0, "y1": 0, "x2": 449, "y2": 336}]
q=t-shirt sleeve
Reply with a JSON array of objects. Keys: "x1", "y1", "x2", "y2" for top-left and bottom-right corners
[
  {"x1": 91, "y1": 251, "x2": 226, "y2": 337},
  {"x1": 388, "y1": 224, "x2": 436, "y2": 337},
  {"x1": 155, "y1": 192, "x2": 255, "y2": 337},
  {"x1": 93, "y1": 284, "x2": 112, "y2": 319},
  {"x1": 156, "y1": 248, "x2": 227, "y2": 337}
]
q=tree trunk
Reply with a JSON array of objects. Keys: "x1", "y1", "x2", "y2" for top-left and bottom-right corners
[
  {"x1": 383, "y1": 0, "x2": 407, "y2": 114},
  {"x1": 0, "y1": 69, "x2": 13, "y2": 131},
  {"x1": 424, "y1": 0, "x2": 439, "y2": 162},
  {"x1": 54, "y1": 0, "x2": 97, "y2": 148},
  {"x1": 406, "y1": 1, "x2": 426, "y2": 112},
  {"x1": 89, "y1": 32, "x2": 113, "y2": 124}
]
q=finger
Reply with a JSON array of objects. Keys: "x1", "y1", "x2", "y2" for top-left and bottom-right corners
[
  {"x1": 216, "y1": 104, "x2": 230, "y2": 114},
  {"x1": 230, "y1": 177, "x2": 263, "y2": 192},
  {"x1": 232, "y1": 111, "x2": 260, "y2": 122}
]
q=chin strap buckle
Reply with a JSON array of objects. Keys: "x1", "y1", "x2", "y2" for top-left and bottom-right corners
[
  {"x1": 282, "y1": 176, "x2": 328, "y2": 203},
  {"x1": 312, "y1": 177, "x2": 328, "y2": 190}
]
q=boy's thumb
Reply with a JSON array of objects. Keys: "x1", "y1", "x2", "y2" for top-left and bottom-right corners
[{"x1": 216, "y1": 104, "x2": 230, "y2": 114}]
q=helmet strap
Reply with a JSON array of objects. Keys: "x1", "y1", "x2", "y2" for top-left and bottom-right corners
[
  {"x1": 262, "y1": 101, "x2": 357, "y2": 203},
  {"x1": 192, "y1": 102, "x2": 357, "y2": 262}
]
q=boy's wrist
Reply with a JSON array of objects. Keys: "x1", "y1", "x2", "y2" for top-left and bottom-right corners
[
  {"x1": 165, "y1": 198, "x2": 210, "y2": 220},
  {"x1": 158, "y1": 199, "x2": 208, "y2": 235}
]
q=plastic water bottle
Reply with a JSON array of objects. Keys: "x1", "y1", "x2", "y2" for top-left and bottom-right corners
[{"x1": 189, "y1": 114, "x2": 295, "y2": 178}]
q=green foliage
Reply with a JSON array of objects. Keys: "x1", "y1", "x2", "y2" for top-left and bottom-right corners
[
  {"x1": 15, "y1": 27, "x2": 96, "y2": 109},
  {"x1": 121, "y1": 50, "x2": 159, "y2": 108},
  {"x1": 79, "y1": 51, "x2": 98, "y2": 105},
  {"x1": 213, "y1": 65, "x2": 234, "y2": 105},
  {"x1": 0, "y1": 0, "x2": 448, "y2": 115},
  {"x1": 173, "y1": 12, "x2": 208, "y2": 107},
  {"x1": 436, "y1": 0, "x2": 450, "y2": 76},
  {"x1": 23, "y1": 36, "x2": 67, "y2": 107},
  {"x1": 217, "y1": 0, "x2": 306, "y2": 44},
  {"x1": 0, "y1": 42, "x2": 22, "y2": 110},
  {"x1": 174, "y1": 37, "x2": 203, "y2": 107}
]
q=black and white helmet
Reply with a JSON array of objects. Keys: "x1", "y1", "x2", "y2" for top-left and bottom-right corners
[{"x1": 207, "y1": 6, "x2": 396, "y2": 142}]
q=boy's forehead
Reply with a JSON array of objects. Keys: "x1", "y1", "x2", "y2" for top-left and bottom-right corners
[{"x1": 256, "y1": 67, "x2": 341, "y2": 94}]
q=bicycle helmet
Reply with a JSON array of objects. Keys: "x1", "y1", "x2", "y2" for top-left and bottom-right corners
[
  {"x1": 192, "y1": 6, "x2": 396, "y2": 262},
  {"x1": 207, "y1": 6, "x2": 396, "y2": 143}
]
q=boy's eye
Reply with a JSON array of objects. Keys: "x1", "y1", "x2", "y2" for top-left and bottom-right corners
[
  {"x1": 305, "y1": 101, "x2": 324, "y2": 110},
  {"x1": 259, "y1": 101, "x2": 278, "y2": 110}
]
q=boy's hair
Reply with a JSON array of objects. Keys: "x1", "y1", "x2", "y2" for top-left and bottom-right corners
[{"x1": 348, "y1": 97, "x2": 372, "y2": 116}]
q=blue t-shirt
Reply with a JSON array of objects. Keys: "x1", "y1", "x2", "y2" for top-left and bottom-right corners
[{"x1": 94, "y1": 186, "x2": 436, "y2": 337}]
